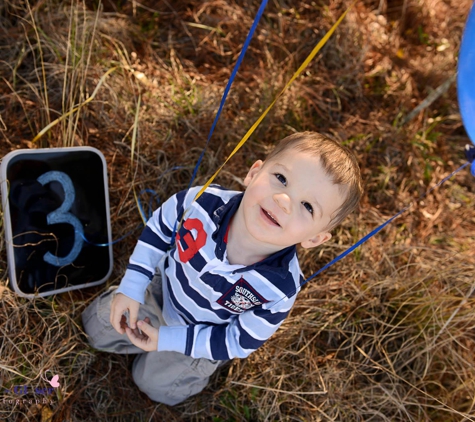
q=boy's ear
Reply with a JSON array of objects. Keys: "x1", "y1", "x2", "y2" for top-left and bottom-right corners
[
  {"x1": 243, "y1": 160, "x2": 264, "y2": 187},
  {"x1": 300, "y1": 232, "x2": 332, "y2": 249}
]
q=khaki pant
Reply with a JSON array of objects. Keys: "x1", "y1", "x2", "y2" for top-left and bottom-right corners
[{"x1": 81, "y1": 275, "x2": 222, "y2": 406}]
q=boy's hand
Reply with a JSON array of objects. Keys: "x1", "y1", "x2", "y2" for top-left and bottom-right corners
[
  {"x1": 110, "y1": 293, "x2": 140, "y2": 334},
  {"x1": 125, "y1": 317, "x2": 159, "y2": 352}
]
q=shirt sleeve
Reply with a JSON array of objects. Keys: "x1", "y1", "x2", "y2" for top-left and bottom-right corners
[
  {"x1": 157, "y1": 295, "x2": 297, "y2": 360},
  {"x1": 116, "y1": 190, "x2": 187, "y2": 304}
]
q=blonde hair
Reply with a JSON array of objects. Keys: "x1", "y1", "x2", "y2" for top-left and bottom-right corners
[{"x1": 265, "y1": 132, "x2": 363, "y2": 230}]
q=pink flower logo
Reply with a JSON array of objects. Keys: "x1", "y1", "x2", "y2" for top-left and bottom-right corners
[{"x1": 41, "y1": 370, "x2": 60, "y2": 389}]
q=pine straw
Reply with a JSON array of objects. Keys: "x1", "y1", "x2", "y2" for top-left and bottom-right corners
[{"x1": 1, "y1": 0, "x2": 475, "y2": 420}]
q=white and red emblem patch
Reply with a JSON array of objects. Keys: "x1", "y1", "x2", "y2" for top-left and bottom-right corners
[{"x1": 217, "y1": 277, "x2": 269, "y2": 313}]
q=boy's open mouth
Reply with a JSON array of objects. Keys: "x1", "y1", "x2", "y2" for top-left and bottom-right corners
[{"x1": 262, "y1": 208, "x2": 280, "y2": 227}]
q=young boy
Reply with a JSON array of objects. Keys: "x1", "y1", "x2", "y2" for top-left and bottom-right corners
[{"x1": 82, "y1": 131, "x2": 363, "y2": 405}]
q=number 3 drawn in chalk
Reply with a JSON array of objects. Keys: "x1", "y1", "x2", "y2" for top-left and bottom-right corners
[{"x1": 37, "y1": 171, "x2": 84, "y2": 267}]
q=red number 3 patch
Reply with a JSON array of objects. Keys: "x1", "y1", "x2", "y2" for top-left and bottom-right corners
[{"x1": 176, "y1": 218, "x2": 207, "y2": 263}]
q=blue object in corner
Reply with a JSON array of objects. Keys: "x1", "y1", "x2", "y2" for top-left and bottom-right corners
[{"x1": 458, "y1": 2, "x2": 475, "y2": 147}]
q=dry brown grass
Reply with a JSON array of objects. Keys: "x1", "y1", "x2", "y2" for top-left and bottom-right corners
[{"x1": 1, "y1": 0, "x2": 475, "y2": 420}]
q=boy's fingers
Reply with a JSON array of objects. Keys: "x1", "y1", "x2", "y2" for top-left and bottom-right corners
[
  {"x1": 128, "y1": 307, "x2": 139, "y2": 329},
  {"x1": 137, "y1": 319, "x2": 151, "y2": 334},
  {"x1": 125, "y1": 326, "x2": 147, "y2": 348},
  {"x1": 110, "y1": 296, "x2": 126, "y2": 334},
  {"x1": 124, "y1": 319, "x2": 158, "y2": 352},
  {"x1": 110, "y1": 310, "x2": 124, "y2": 334},
  {"x1": 120, "y1": 315, "x2": 128, "y2": 330},
  {"x1": 124, "y1": 327, "x2": 138, "y2": 345},
  {"x1": 130, "y1": 323, "x2": 148, "y2": 340}
]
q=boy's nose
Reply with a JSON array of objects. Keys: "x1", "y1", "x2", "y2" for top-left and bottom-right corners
[{"x1": 273, "y1": 193, "x2": 291, "y2": 214}]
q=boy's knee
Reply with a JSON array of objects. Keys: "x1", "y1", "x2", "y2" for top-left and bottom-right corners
[
  {"x1": 132, "y1": 352, "x2": 220, "y2": 406},
  {"x1": 81, "y1": 287, "x2": 118, "y2": 346}
]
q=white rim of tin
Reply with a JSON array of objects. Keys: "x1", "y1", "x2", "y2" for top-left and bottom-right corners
[{"x1": 0, "y1": 146, "x2": 113, "y2": 298}]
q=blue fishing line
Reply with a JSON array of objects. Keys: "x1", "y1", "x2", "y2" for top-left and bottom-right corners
[
  {"x1": 137, "y1": 166, "x2": 186, "y2": 222},
  {"x1": 303, "y1": 162, "x2": 470, "y2": 285},
  {"x1": 170, "y1": 0, "x2": 269, "y2": 245},
  {"x1": 81, "y1": 166, "x2": 187, "y2": 247},
  {"x1": 78, "y1": 190, "x2": 156, "y2": 248},
  {"x1": 186, "y1": 0, "x2": 269, "y2": 191},
  {"x1": 138, "y1": 189, "x2": 161, "y2": 222},
  {"x1": 79, "y1": 223, "x2": 144, "y2": 246}
]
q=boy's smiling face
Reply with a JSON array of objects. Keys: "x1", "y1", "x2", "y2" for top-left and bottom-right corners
[{"x1": 239, "y1": 148, "x2": 346, "y2": 252}]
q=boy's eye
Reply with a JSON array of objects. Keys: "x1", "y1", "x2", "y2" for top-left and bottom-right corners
[
  {"x1": 274, "y1": 173, "x2": 287, "y2": 186},
  {"x1": 302, "y1": 202, "x2": 313, "y2": 215}
]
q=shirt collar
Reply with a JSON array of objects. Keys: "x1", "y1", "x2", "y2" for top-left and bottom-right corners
[{"x1": 212, "y1": 192, "x2": 297, "y2": 278}]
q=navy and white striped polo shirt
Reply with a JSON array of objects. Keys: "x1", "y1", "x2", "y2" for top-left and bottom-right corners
[{"x1": 117, "y1": 185, "x2": 304, "y2": 360}]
